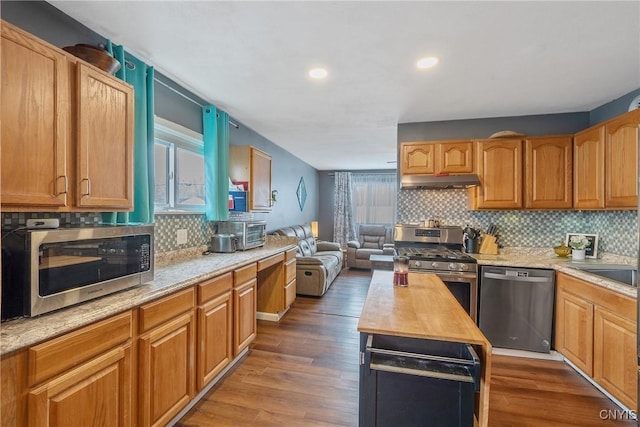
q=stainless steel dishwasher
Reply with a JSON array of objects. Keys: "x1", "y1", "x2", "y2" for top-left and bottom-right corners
[{"x1": 479, "y1": 266, "x2": 555, "y2": 353}]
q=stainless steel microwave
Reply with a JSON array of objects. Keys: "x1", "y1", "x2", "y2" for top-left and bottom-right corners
[
  {"x1": 215, "y1": 221, "x2": 266, "y2": 250},
  {"x1": 1, "y1": 224, "x2": 154, "y2": 321}
]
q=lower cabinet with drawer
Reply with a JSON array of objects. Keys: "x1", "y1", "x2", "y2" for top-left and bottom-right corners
[
  {"x1": 1, "y1": 311, "x2": 134, "y2": 427},
  {"x1": 0, "y1": 249, "x2": 293, "y2": 427},
  {"x1": 234, "y1": 263, "x2": 258, "y2": 356},
  {"x1": 555, "y1": 272, "x2": 637, "y2": 409},
  {"x1": 138, "y1": 288, "x2": 196, "y2": 427},
  {"x1": 196, "y1": 272, "x2": 233, "y2": 390}
]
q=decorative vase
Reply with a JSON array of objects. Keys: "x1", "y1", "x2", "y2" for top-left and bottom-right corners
[{"x1": 572, "y1": 249, "x2": 586, "y2": 260}]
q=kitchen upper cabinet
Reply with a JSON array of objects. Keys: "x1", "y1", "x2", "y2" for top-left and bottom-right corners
[
  {"x1": 400, "y1": 143, "x2": 435, "y2": 175},
  {"x1": 138, "y1": 289, "x2": 195, "y2": 427},
  {"x1": 1, "y1": 21, "x2": 70, "y2": 207},
  {"x1": 76, "y1": 64, "x2": 134, "y2": 209},
  {"x1": 573, "y1": 108, "x2": 639, "y2": 210},
  {"x1": 229, "y1": 145, "x2": 272, "y2": 212},
  {"x1": 196, "y1": 273, "x2": 233, "y2": 391},
  {"x1": 524, "y1": 136, "x2": 573, "y2": 209},
  {"x1": 0, "y1": 21, "x2": 134, "y2": 211},
  {"x1": 435, "y1": 141, "x2": 474, "y2": 173},
  {"x1": 472, "y1": 139, "x2": 523, "y2": 209},
  {"x1": 604, "y1": 108, "x2": 640, "y2": 208},
  {"x1": 554, "y1": 272, "x2": 637, "y2": 409},
  {"x1": 400, "y1": 141, "x2": 473, "y2": 175},
  {"x1": 573, "y1": 126, "x2": 605, "y2": 209},
  {"x1": 233, "y1": 263, "x2": 257, "y2": 356}
]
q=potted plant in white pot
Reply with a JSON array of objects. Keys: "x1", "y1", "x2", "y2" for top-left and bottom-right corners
[{"x1": 568, "y1": 235, "x2": 591, "y2": 260}]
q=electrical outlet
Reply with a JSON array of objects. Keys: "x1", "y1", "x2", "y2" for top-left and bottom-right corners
[
  {"x1": 177, "y1": 229, "x2": 188, "y2": 245},
  {"x1": 26, "y1": 218, "x2": 60, "y2": 229}
]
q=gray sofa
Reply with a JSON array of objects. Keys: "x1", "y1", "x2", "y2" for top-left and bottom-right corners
[
  {"x1": 272, "y1": 224, "x2": 343, "y2": 296},
  {"x1": 346, "y1": 224, "x2": 395, "y2": 269}
]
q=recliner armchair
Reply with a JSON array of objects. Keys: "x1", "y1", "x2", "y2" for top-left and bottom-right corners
[{"x1": 346, "y1": 224, "x2": 395, "y2": 269}]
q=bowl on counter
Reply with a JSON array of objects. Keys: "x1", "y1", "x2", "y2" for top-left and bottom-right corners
[{"x1": 553, "y1": 243, "x2": 572, "y2": 258}]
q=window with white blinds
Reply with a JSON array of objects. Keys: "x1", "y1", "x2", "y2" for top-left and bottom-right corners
[{"x1": 350, "y1": 173, "x2": 397, "y2": 226}]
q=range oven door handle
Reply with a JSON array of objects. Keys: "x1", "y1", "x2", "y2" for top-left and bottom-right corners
[
  {"x1": 483, "y1": 272, "x2": 550, "y2": 283},
  {"x1": 364, "y1": 335, "x2": 480, "y2": 390}
]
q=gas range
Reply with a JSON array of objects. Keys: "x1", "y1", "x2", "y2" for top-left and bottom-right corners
[
  {"x1": 396, "y1": 246, "x2": 477, "y2": 273},
  {"x1": 394, "y1": 223, "x2": 478, "y2": 323},
  {"x1": 394, "y1": 224, "x2": 478, "y2": 273}
]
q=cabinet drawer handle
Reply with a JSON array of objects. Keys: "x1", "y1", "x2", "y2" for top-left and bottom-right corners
[
  {"x1": 81, "y1": 178, "x2": 91, "y2": 196},
  {"x1": 57, "y1": 175, "x2": 68, "y2": 195}
]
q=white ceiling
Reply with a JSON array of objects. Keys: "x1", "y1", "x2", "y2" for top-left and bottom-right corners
[{"x1": 50, "y1": 1, "x2": 640, "y2": 171}]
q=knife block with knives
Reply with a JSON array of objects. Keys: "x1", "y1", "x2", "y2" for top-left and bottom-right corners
[{"x1": 479, "y1": 224, "x2": 499, "y2": 254}]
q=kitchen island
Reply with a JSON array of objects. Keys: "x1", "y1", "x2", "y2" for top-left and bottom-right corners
[{"x1": 358, "y1": 270, "x2": 491, "y2": 427}]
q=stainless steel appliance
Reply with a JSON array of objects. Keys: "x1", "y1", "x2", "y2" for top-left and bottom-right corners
[
  {"x1": 359, "y1": 333, "x2": 480, "y2": 427},
  {"x1": 1, "y1": 224, "x2": 154, "y2": 320},
  {"x1": 215, "y1": 220, "x2": 266, "y2": 250},
  {"x1": 209, "y1": 233, "x2": 237, "y2": 253},
  {"x1": 479, "y1": 266, "x2": 555, "y2": 353},
  {"x1": 394, "y1": 224, "x2": 478, "y2": 323}
]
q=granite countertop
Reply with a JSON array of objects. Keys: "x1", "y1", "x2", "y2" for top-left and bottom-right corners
[
  {"x1": 470, "y1": 248, "x2": 637, "y2": 299},
  {"x1": 370, "y1": 248, "x2": 637, "y2": 299},
  {"x1": 0, "y1": 237, "x2": 298, "y2": 357}
]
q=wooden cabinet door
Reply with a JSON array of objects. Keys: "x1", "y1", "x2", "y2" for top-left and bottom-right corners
[
  {"x1": 250, "y1": 147, "x2": 272, "y2": 211},
  {"x1": 555, "y1": 289, "x2": 594, "y2": 376},
  {"x1": 233, "y1": 278, "x2": 257, "y2": 356},
  {"x1": 604, "y1": 109, "x2": 640, "y2": 208},
  {"x1": 524, "y1": 136, "x2": 573, "y2": 209},
  {"x1": 76, "y1": 63, "x2": 134, "y2": 209},
  {"x1": 400, "y1": 143, "x2": 435, "y2": 175},
  {"x1": 28, "y1": 345, "x2": 132, "y2": 427},
  {"x1": 1, "y1": 22, "x2": 69, "y2": 207},
  {"x1": 436, "y1": 141, "x2": 473, "y2": 173},
  {"x1": 197, "y1": 291, "x2": 233, "y2": 391},
  {"x1": 573, "y1": 126, "x2": 605, "y2": 209},
  {"x1": 475, "y1": 139, "x2": 523, "y2": 209},
  {"x1": 593, "y1": 306, "x2": 637, "y2": 409},
  {"x1": 138, "y1": 312, "x2": 195, "y2": 427},
  {"x1": 284, "y1": 257, "x2": 297, "y2": 308}
]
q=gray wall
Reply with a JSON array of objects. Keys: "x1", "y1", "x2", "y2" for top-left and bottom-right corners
[
  {"x1": 229, "y1": 120, "x2": 319, "y2": 233},
  {"x1": 397, "y1": 112, "x2": 589, "y2": 144},
  {"x1": 590, "y1": 89, "x2": 640, "y2": 125},
  {"x1": 2, "y1": 1, "x2": 319, "y2": 248}
]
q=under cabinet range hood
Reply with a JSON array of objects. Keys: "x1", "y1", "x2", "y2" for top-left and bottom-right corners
[{"x1": 401, "y1": 174, "x2": 481, "y2": 189}]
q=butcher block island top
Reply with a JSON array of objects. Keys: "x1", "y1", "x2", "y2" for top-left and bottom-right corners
[{"x1": 358, "y1": 270, "x2": 492, "y2": 427}]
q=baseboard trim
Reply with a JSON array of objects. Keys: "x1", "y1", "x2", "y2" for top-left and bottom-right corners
[
  {"x1": 256, "y1": 307, "x2": 290, "y2": 322},
  {"x1": 563, "y1": 357, "x2": 637, "y2": 419}
]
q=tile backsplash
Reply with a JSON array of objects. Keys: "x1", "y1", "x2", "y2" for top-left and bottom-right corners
[{"x1": 398, "y1": 189, "x2": 638, "y2": 258}]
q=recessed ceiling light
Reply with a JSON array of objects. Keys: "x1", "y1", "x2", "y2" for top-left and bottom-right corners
[
  {"x1": 416, "y1": 57, "x2": 439, "y2": 70},
  {"x1": 308, "y1": 68, "x2": 328, "y2": 79}
]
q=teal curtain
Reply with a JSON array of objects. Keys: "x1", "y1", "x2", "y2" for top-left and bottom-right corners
[
  {"x1": 203, "y1": 106, "x2": 229, "y2": 221},
  {"x1": 102, "y1": 42, "x2": 155, "y2": 224}
]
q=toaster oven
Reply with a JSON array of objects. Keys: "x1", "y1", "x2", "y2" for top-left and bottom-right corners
[{"x1": 215, "y1": 221, "x2": 266, "y2": 250}]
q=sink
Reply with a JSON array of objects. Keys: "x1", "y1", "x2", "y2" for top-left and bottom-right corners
[{"x1": 567, "y1": 263, "x2": 637, "y2": 287}]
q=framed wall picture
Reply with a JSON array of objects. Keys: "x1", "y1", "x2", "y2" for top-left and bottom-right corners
[{"x1": 565, "y1": 233, "x2": 599, "y2": 258}]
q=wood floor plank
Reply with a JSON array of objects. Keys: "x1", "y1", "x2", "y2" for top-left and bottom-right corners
[{"x1": 178, "y1": 268, "x2": 636, "y2": 427}]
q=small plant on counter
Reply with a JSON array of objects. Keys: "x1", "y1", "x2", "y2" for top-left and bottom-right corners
[{"x1": 568, "y1": 235, "x2": 591, "y2": 250}]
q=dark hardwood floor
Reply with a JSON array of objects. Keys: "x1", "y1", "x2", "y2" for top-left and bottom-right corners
[{"x1": 177, "y1": 269, "x2": 636, "y2": 426}]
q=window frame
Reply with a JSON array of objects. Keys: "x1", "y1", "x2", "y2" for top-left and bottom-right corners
[{"x1": 154, "y1": 117, "x2": 205, "y2": 213}]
